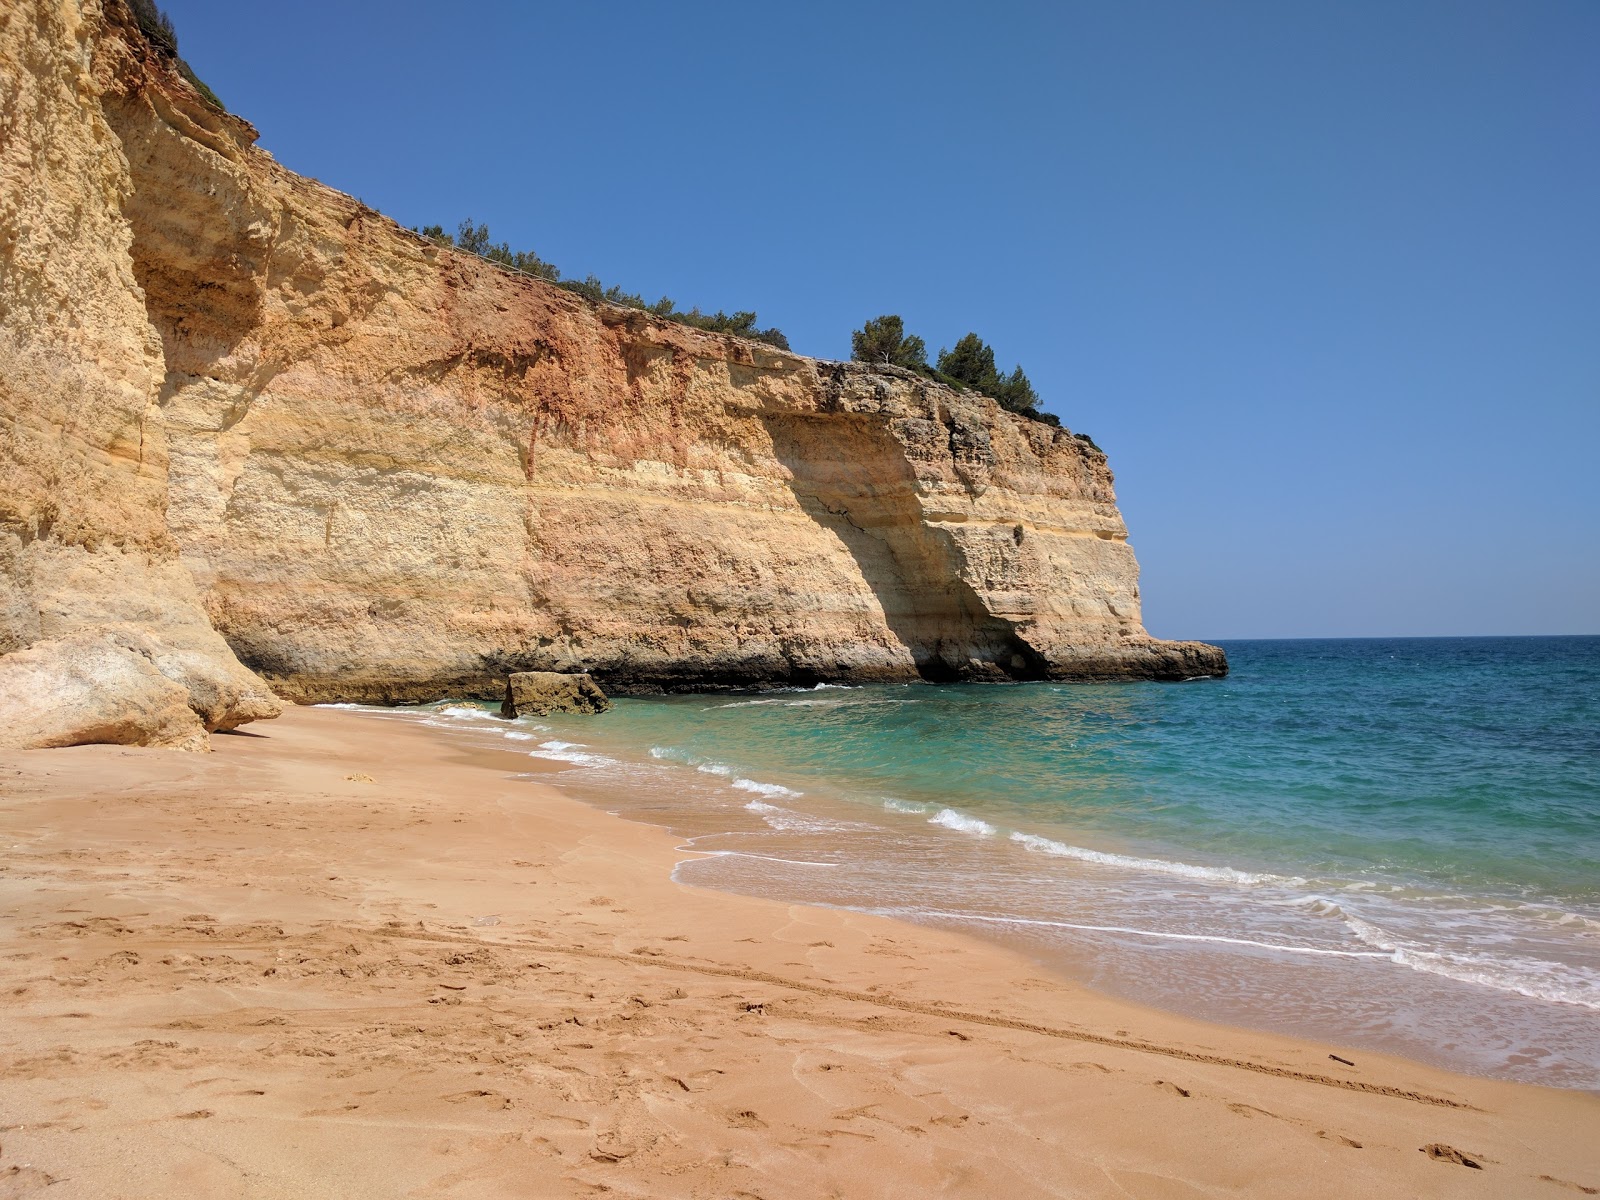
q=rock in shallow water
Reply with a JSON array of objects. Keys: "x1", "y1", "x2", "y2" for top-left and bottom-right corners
[{"x1": 501, "y1": 671, "x2": 612, "y2": 719}]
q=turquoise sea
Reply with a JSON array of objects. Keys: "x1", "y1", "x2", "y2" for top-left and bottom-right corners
[{"x1": 336, "y1": 636, "x2": 1600, "y2": 1090}]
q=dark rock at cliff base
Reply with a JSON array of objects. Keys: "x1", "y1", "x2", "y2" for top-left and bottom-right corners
[
  {"x1": 501, "y1": 671, "x2": 611, "y2": 718},
  {"x1": 1041, "y1": 640, "x2": 1229, "y2": 683}
]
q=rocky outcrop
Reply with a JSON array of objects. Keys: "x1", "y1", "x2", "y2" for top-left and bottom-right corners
[
  {"x1": 0, "y1": 631, "x2": 209, "y2": 751},
  {"x1": 502, "y1": 672, "x2": 611, "y2": 719},
  {"x1": 0, "y1": 0, "x2": 282, "y2": 748},
  {"x1": 0, "y1": 1, "x2": 1223, "y2": 740}
]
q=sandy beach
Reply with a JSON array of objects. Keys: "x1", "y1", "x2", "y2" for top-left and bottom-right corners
[{"x1": 1, "y1": 705, "x2": 1595, "y2": 1198}]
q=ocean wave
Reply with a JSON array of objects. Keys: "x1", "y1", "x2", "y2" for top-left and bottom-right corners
[
  {"x1": 716, "y1": 683, "x2": 859, "y2": 705},
  {"x1": 929, "y1": 809, "x2": 997, "y2": 836},
  {"x1": 1344, "y1": 917, "x2": 1600, "y2": 1009},
  {"x1": 526, "y1": 741, "x2": 618, "y2": 768},
  {"x1": 1009, "y1": 831, "x2": 1301, "y2": 888},
  {"x1": 1284, "y1": 888, "x2": 1600, "y2": 940},
  {"x1": 873, "y1": 908, "x2": 1389, "y2": 958},
  {"x1": 1276, "y1": 894, "x2": 1351, "y2": 919},
  {"x1": 317, "y1": 702, "x2": 411, "y2": 718},
  {"x1": 732, "y1": 777, "x2": 803, "y2": 799},
  {"x1": 648, "y1": 747, "x2": 737, "y2": 776},
  {"x1": 883, "y1": 798, "x2": 929, "y2": 814},
  {"x1": 677, "y1": 847, "x2": 840, "y2": 868},
  {"x1": 741, "y1": 798, "x2": 871, "y2": 835},
  {"x1": 433, "y1": 704, "x2": 498, "y2": 721}
]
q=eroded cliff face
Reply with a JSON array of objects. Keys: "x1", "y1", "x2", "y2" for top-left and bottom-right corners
[
  {"x1": 0, "y1": 0, "x2": 281, "y2": 747},
  {"x1": 0, "y1": 1, "x2": 1223, "y2": 737}
]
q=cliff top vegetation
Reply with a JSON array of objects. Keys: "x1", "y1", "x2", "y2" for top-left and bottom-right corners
[
  {"x1": 851, "y1": 315, "x2": 1061, "y2": 427},
  {"x1": 126, "y1": 0, "x2": 225, "y2": 110},
  {"x1": 418, "y1": 221, "x2": 791, "y2": 351}
]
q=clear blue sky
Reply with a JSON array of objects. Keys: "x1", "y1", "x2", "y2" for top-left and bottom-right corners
[{"x1": 160, "y1": 0, "x2": 1598, "y2": 639}]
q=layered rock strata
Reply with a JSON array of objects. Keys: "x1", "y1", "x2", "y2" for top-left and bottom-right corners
[
  {"x1": 0, "y1": 1, "x2": 1223, "y2": 744},
  {"x1": 0, "y1": 0, "x2": 281, "y2": 747}
]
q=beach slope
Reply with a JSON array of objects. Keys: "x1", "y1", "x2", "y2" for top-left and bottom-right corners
[{"x1": 0, "y1": 707, "x2": 1594, "y2": 1197}]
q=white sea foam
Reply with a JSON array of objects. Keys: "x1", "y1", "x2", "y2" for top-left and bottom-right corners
[
  {"x1": 732, "y1": 778, "x2": 803, "y2": 799},
  {"x1": 648, "y1": 746, "x2": 733, "y2": 775},
  {"x1": 502, "y1": 731, "x2": 537, "y2": 741},
  {"x1": 739, "y1": 798, "x2": 870, "y2": 835},
  {"x1": 1345, "y1": 917, "x2": 1600, "y2": 1009},
  {"x1": 677, "y1": 847, "x2": 840, "y2": 868},
  {"x1": 526, "y1": 741, "x2": 618, "y2": 767},
  {"x1": 929, "y1": 809, "x2": 997, "y2": 836},
  {"x1": 883, "y1": 798, "x2": 929, "y2": 814},
  {"x1": 1009, "y1": 831, "x2": 1301, "y2": 888},
  {"x1": 318, "y1": 702, "x2": 406, "y2": 717},
  {"x1": 435, "y1": 704, "x2": 496, "y2": 721},
  {"x1": 1278, "y1": 894, "x2": 1351, "y2": 920},
  {"x1": 884, "y1": 909, "x2": 1389, "y2": 959}
]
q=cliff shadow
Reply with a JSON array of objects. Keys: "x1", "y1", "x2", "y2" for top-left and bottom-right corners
[{"x1": 759, "y1": 410, "x2": 1046, "y2": 682}]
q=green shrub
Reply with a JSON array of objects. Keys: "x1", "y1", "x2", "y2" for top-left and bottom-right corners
[
  {"x1": 126, "y1": 0, "x2": 224, "y2": 111},
  {"x1": 127, "y1": 0, "x2": 176, "y2": 54},
  {"x1": 422, "y1": 219, "x2": 788, "y2": 349},
  {"x1": 843, "y1": 321, "x2": 1057, "y2": 423}
]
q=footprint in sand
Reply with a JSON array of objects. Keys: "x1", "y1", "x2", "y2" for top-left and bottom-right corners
[
  {"x1": 1538, "y1": 1175, "x2": 1600, "y2": 1195},
  {"x1": 1315, "y1": 1130, "x2": 1362, "y2": 1149},
  {"x1": 1154, "y1": 1080, "x2": 1191, "y2": 1098},
  {"x1": 1226, "y1": 1102, "x2": 1277, "y2": 1120},
  {"x1": 443, "y1": 1089, "x2": 513, "y2": 1110},
  {"x1": 3, "y1": 1165, "x2": 63, "y2": 1191},
  {"x1": 1421, "y1": 1143, "x2": 1482, "y2": 1169}
]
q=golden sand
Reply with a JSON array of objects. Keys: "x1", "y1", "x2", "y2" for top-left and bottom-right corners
[{"x1": 1, "y1": 706, "x2": 1594, "y2": 1197}]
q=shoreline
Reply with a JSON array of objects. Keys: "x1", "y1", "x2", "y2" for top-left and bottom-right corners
[
  {"x1": 1, "y1": 705, "x2": 1595, "y2": 1197},
  {"x1": 390, "y1": 681, "x2": 1600, "y2": 1093}
]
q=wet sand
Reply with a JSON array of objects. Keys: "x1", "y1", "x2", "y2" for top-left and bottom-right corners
[{"x1": 1, "y1": 705, "x2": 1595, "y2": 1198}]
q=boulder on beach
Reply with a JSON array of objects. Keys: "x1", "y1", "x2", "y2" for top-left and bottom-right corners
[
  {"x1": 501, "y1": 671, "x2": 611, "y2": 719},
  {"x1": 0, "y1": 630, "x2": 212, "y2": 751}
]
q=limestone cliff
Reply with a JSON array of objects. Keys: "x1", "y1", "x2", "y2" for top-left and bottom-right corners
[
  {"x1": 0, "y1": 1, "x2": 1223, "y2": 741},
  {"x1": 0, "y1": 0, "x2": 281, "y2": 747}
]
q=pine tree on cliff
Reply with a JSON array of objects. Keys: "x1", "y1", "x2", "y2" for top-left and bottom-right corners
[
  {"x1": 937, "y1": 333, "x2": 1050, "y2": 421},
  {"x1": 936, "y1": 333, "x2": 997, "y2": 390},
  {"x1": 851, "y1": 315, "x2": 928, "y2": 370}
]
